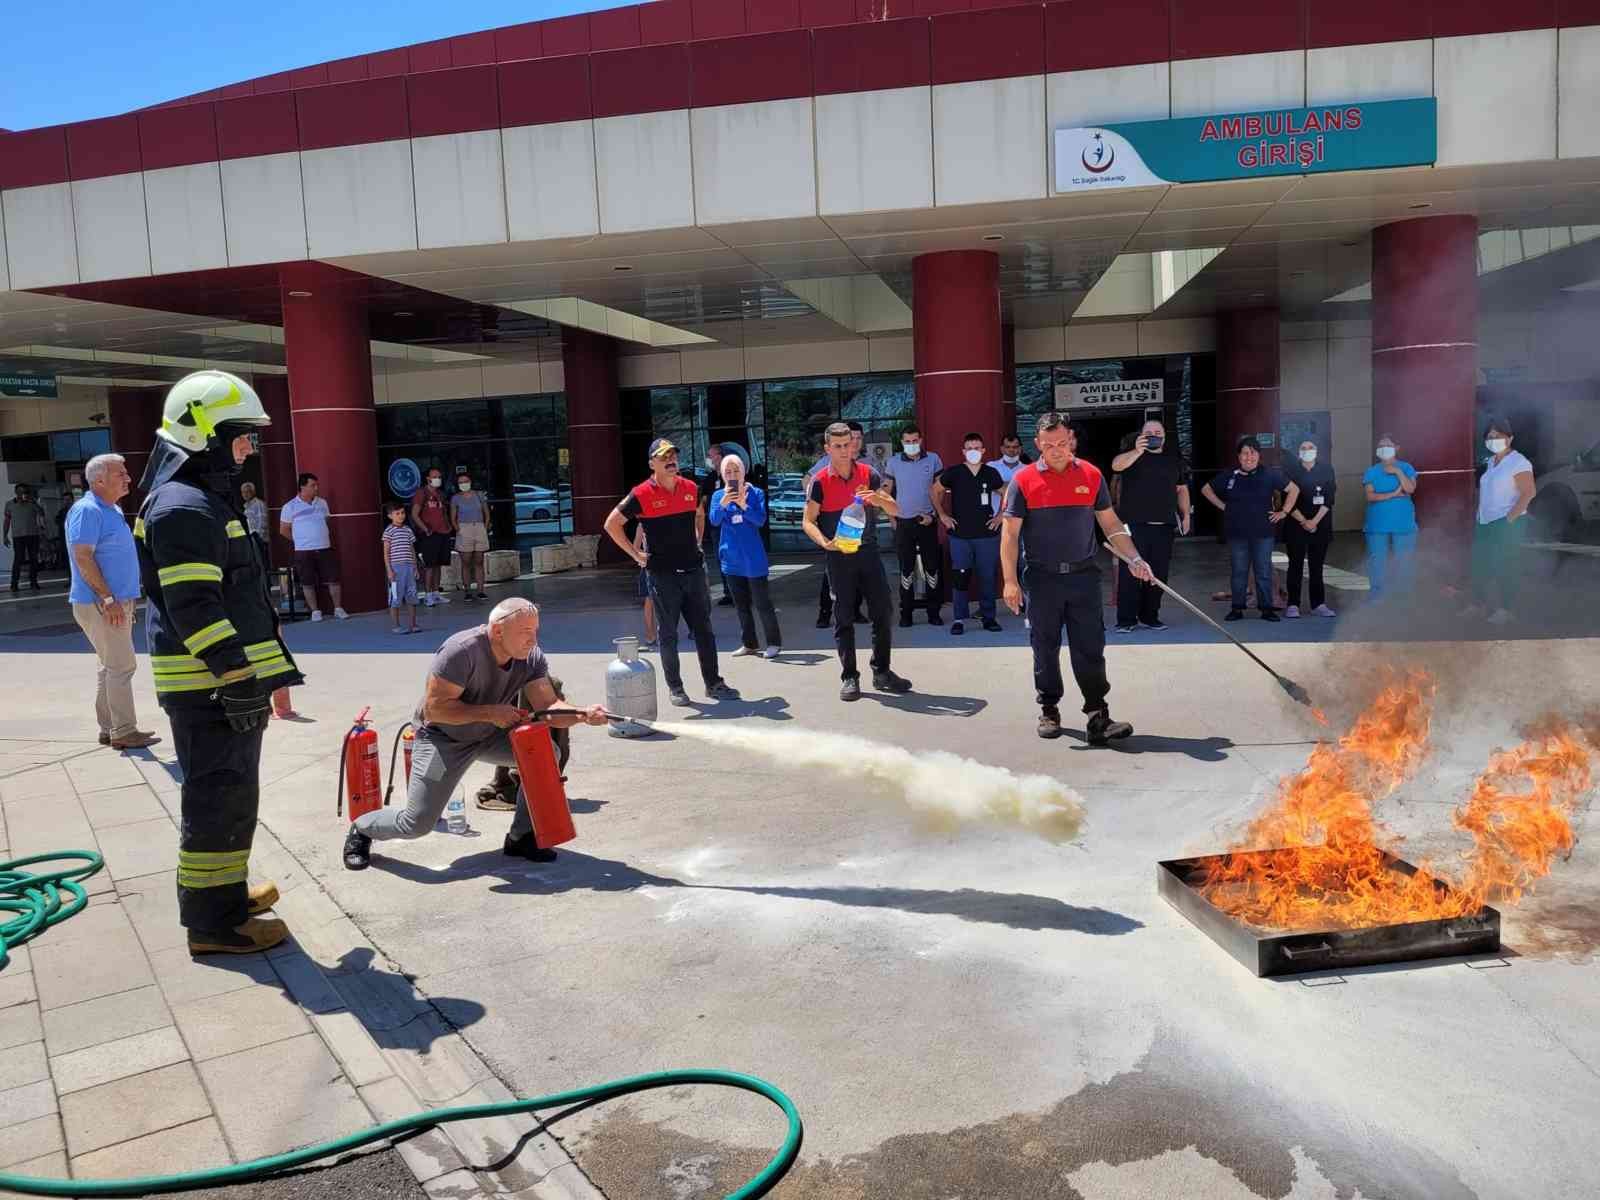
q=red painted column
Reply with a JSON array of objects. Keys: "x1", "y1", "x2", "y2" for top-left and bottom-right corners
[
  {"x1": 1000, "y1": 322, "x2": 1017, "y2": 439},
  {"x1": 913, "y1": 251, "x2": 1003, "y2": 464},
  {"x1": 1216, "y1": 309, "x2": 1281, "y2": 466},
  {"x1": 279, "y1": 264, "x2": 384, "y2": 613},
  {"x1": 253, "y1": 376, "x2": 299, "y2": 568},
  {"x1": 561, "y1": 329, "x2": 627, "y2": 563},
  {"x1": 1371, "y1": 215, "x2": 1479, "y2": 536},
  {"x1": 108, "y1": 387, "x2": 163, "y2": 515}
]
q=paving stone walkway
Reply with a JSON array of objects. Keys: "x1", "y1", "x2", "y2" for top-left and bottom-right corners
[{"x1": 0, "y1": 739, "x2": 599, "y2": 1200}]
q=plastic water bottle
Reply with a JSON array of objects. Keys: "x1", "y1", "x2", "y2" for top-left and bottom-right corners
[
  {"x1": 834, "y1": 500, "x2": 866, "y2": 554},
  {"x1": 445, "y1": 789, "x2": 469, "y2": 834}
]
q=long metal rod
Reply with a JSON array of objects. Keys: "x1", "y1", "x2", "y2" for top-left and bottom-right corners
[{"x1": 1101, "y1": 542, "x2": 1312, "y2": 706}]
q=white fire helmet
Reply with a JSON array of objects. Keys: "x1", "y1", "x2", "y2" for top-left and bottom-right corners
[{"x1": 156, "y1": 370, "x2": 271, "y2": 453}]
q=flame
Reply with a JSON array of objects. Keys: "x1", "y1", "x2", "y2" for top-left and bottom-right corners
[{"x1": 1199, "y1": 673, "x2": 1595, "y2": 931}]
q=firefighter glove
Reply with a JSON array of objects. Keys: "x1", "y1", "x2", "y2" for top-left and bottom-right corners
[{"x1": 218, "y1": 677, "x2": 271, "y2": 732}]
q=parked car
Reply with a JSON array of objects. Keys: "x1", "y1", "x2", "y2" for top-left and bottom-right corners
[
  {"x1": 514, "y1": 484, "x2": 571, "y2": 522},
  {"x1": 768, "y1": 481, "x2": 807, "y2": 527},
  {"x1": 1531, "y1": 437, "x2": 1600, "y2": 541}
]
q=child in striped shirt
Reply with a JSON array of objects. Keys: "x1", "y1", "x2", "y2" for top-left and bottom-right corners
[{"x1": 383, "y1": 502, "x2": 419, "y2": 634}]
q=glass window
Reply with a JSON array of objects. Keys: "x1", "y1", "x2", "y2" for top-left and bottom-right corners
[
  {"x1": 649, "y1": 386, "x2": 701, "y2": 430},
  {"x1": 80, "y1": 427, "x2": 111, "y2": 457},
  {"x1": 1015, "y1": 366, "x2": 1054, "y2": 423},
  {"x1": 377, "y1": 404, "x2": 429, "y2": 446},
  {"x1": 507, "y1": 437, "x2": 571, "y2": 548},
  {"x1": 428, "y1": 398, "x2": 491, "y2": 442},
  {"x1": 762, "y1": 377, "x2": 839, "y2": 474},
  {"x1": 620, "y1": 389, "x2": 653, "y2": 433},
  {"x1": 503, "y1": 395, "x2": 562, "y2": 439},
  {"x1": 841, "y1": 373, "x2": 913, "y2": 422},
  {"x1": 49, "y1": 431, "x2": 81, "y2": 461}
]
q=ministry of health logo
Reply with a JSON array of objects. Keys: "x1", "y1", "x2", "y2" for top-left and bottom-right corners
[{"x1": 1081, "y1": 132, "x2": 1115, "y2": 174}]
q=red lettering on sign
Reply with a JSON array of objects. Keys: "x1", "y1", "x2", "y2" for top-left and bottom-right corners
[
  {"x1": 1345, "y1": 107, "x2": 1363, "y2": 130},
  {"x1": 1266, "y1": 113, "x2": 1283, "y2": 136},
  {"x1": 1220, "y1": 118, "x2": 1242, "y2": 140},
  {"x1": 1238, "y1": 145, "x2": 1257, "y2": 168},
  {"x1": 1323, "y1": 109, "x2": 1343, "y2": 131},
  {"x1": 1200, "y1": 118, "x2": 1220, "y2": 142},
  {"x1": 1244, "y1": 116, "x2": 1262, "y2": 138},
  {"x1": 1297, "y1": 139, "x2": 1318, "y2": 166},
  {"x1": 1303, "y1": 110, "x2": 1322, "y2": 133}
]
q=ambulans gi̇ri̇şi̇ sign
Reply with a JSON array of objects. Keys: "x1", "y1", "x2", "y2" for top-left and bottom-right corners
[
  {"x1": 1054, "y1": 97, "x2": 1436, "y2": 192},
  {"x1": 1054, "y1": 380, "x2": 1164, "y2": 410}
]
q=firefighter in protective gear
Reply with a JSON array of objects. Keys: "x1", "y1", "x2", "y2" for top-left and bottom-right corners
[{"x1": 136, "y1": 370, "x2": 305, "y2": 955}]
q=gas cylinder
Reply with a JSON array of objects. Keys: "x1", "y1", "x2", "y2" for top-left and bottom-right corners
[
  {"x1": 605, "y1": 636, "x2": 657, "y2": 737},
  {"x1": 339, "y1": 709, "x2": 382, "y2": 823},
  {"x1": 508, "y1": 721, "x2": 577, "y2": 847}
]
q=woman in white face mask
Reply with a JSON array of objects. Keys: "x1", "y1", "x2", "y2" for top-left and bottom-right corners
[
  {"x1": 1466, "y1": 417, "x2": 1535, "y2": 625},
  {"x1": 1284, "y1": 440, "x2": 1337, "y2": 618},
  {"x1": 1362, "y1": 434, "x2": 1419, "y2": 598}
]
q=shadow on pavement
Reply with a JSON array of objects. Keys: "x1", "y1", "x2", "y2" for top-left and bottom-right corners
[
  {"x1": 371, "y1": 849, "x2": 1142, "y2": 935},
  {"x1": 324, "y1": 946, "x2": 486, "y2": 1039},
  {"x1": 679, "y1": 695, "x2": 793, "y2": 721},
  {"x1": 860, "y1": 689, "x2": 987, "y2": 717},
  {"x1": 1061, "y1": 731, "x2": 1236, "y2": 762}
]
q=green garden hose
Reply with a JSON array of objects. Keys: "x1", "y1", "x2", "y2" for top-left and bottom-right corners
[{"x1": 0, "y1": 851, "x2": 803, "y2": 1199}]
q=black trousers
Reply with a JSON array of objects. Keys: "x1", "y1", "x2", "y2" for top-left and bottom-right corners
[
  {"x1": 9, "y1": 535, "x2": 39, "y2": 588},
  {"x1": 893, "y1": 518, "x2": 943, "y2": 617},
  {"x1": 1115, "y1": 524, "x2": 1175, "y2": 626},
  {"x1": 171, "y1": 708, "x2": 265, "y2": 932},
  {"x1": 1026, "y1": 566, "x2": 1110, "y2": 714},
  {"x1": 649, "y1": 567, "x2": 720, "y2": 691},
  {"x1": 826, "y1": 550, "x2": 893, "y2": 680},
  {"x1": 817, "y1": 568, "x2": 865, "y2": 620},
  {"x1": 1284, "y1": 523, "x2": 1332, "y2": 609},
  {"x1": 727, "y1": 574, "x2": 782, "y2": 649}
]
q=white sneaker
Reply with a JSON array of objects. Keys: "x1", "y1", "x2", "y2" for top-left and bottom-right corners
[
  {"x1": 310, "y1": 610, "x2": 324, "y2": 622},
  {"x1": 731, "y1": 645, "x2": 759, "y2": 657},
  {"x1": 1487, "y1": 608, "x2": 1514, "y2": 625},
  {"x1": 1313, "y1": 604, "x2": 1337, "y2": 618},
  {"x1": 1283, "y1": 605, "x2": 1300, "y2": 619},
  {"x1": 433, "y1": 592, "x2": 450, "y2": 604},
  {"x1": 334, "y1": 607, "x2": 349, "y2": 620},
  {"x1": 762, "y1": 646, "x2": 781, "y2": 659},
  {"x1": 391, "y1": 625, "x2": 406, "y2": 635}
]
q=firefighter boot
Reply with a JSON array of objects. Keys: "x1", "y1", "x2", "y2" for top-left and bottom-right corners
[
  {"x1": 188, "y1": 916, "x2": 289, "y2": 956},
  {"x1": 246, "y1": 880, "x2": 279, "y2": 916}
]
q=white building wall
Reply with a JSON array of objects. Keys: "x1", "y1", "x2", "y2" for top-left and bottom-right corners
[
  {"x1": 2, "y1": 183, "x2": 78, "y2": 289},
  {"x1": 932, "y1": 75, "x2": 1046, "y2": 206},
  {"x1": 144, "y1": 163, "x2": 229, "y2": 275},
  {"x1": 1434, "y1": 31, "x2": 1558, "y2": 168},
  {"x1": 816, "y1": 87, "x2": 934, "y2": 216},
  {"x1": 1280, "y1": 320, "x2": 1373, "y2": 532}
]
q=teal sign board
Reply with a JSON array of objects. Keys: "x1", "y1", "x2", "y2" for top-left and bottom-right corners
[
  {"x1": 1055, "y1": 98, "x2": 1437, "y2": 191},
  {"x1": 0, "y1": 373, "x2": 57, "y2": 399}
]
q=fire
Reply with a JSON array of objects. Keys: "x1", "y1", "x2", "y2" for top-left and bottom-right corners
[{"x1": 1200, "y1": 673, "x2": 1595, "y2": 931}]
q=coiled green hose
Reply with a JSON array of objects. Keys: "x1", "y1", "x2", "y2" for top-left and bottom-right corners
[{"x1": 0, "y1": 851, "x2": 802, "y2": 1199}]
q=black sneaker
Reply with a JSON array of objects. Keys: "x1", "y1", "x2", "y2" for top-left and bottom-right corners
[
  {"x1": 873, "y1": 669, "x2": 912, "y2": 694},
  {"x1": 717, "y1": 594, "x2": 734, "y2": 607},
  {"x1": 668, "y1": 688, "x2": 693, "y2": 707},
  {"x1": 1113, "y1": 623, "x2": 1138, "y2": 634},
  {"x1": 1037, "y1": 707, "x2": 1063, "y2": 739},
  {"x1": 853, "y1": 610, "x2": 869, "y2": 624},
  {"x1": 1140, "y1": 620, "x2": 1168, "y2": 631},
  {"x1": 1261, "y1": 609, "x2": 1281, "y2": 622},
  {"x1": 1086, "y1": 709, "x2": 1134, "y2": 746},
  {"x1": 950, "y1": 621, "x2": 965, "y2": 636},
  {"x1": 1224, "y1": 609, "x2": 1244, "y2": 622},
  {"x1": 706, "y1": 680, "x2": 740, "y2": 701},
  {"x1": 503, "y1": 832, "x2": 557, "y2": 862},
  {"x1": 816, "y1": 612, "x2": 833, "y2": 629},
  {"x1": 981, "y1": 618, "x2": 1002, "y2": 632},
  {"x1": 342, "y1": 826, "x2": 371, "y2": 871},
  {"x1": 898, "y1": 616, "x2": 914, "y2": 628},
  {"x1": 840, "y1": 677, "x2": 861, "y2": 702},
  {"x1": 926, "y1": 613, "x2": 944, "y2": 626}
]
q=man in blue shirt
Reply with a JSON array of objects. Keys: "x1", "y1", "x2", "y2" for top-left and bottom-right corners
[{"x1": 67, "y1": 454, "x2": 159, "y2": 749}]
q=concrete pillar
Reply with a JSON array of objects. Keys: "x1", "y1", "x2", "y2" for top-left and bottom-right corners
[
  {"x1": 561, "y1": 329, "x2": 626, "y2": 562},
  {"x1": 1371, "y1": 215, "x2": 1479, "y2": 533},
  {"x1": 279, "y1": 263, "x2": 384, "y2": 612},
  {"x1": 912, "y1": 250, "x2": 1003, "y2": 464},
  {"x1": 108, "y1": 388, "x2": 163, "y2": 515},
  {"x1": 1217, "y1": 309, "x2": 1281, "y2": 465}
]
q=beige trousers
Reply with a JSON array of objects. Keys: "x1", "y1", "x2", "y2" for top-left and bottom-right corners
[{"x1": 71, "y1": 601, "x2": 140, "y2": 739}]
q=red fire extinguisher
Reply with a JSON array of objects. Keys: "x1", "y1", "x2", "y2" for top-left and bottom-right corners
[
  {"x1": 383, "y1": 722, "x2": 415, "y2": 808},
  {"x1": 337, "y1": 708, "x2": 383, "y2": 823},
  {"x1": 509, "y1": 720, "x2": 577, "y2": 848}
]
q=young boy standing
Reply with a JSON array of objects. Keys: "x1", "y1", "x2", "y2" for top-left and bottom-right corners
[{"x1": 383, "y1": 502, "x2": 419, "y2": 634}]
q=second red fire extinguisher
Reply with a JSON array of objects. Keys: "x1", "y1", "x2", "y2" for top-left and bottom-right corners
[{"x1": 337, "y1": 708, "x2": 382, "y2": 823}]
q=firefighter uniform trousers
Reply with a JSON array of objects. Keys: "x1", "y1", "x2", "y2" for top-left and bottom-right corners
[
  {"x1": 171, "y1": 712, "x2": 265, "y2": 930},
  {"x1": 893, "y1": 518, "x2": 942, "y2": 619},
  {"x1": 1026, "y1": 564, "x2": 1111, "y2": 714}
]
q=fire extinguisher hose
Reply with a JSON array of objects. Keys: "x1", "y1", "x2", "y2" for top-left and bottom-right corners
[
  {"x1": 0, "y1": 848, "x2": 803, "y2": 1198},
  {"x1": 382, "y1": 721, "x2": 414, "y2": 807}
]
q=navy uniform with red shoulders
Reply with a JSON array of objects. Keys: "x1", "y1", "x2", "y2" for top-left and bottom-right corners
[
  {"x1": 1004, "y1": 457, "x2": 1116, "y2": 719},
  {"x1": 618, "y1": 473, "x2": 724, "y2": 696}
]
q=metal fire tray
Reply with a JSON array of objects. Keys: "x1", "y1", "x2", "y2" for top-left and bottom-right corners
[{"x1": 1158, "y1": 850, "x2": 1501, "y2": 978}]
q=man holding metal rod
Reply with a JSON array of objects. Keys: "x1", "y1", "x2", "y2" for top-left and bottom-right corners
[{"x1": 1001, "y1": 412, "x2": 1152, "y2": 743}]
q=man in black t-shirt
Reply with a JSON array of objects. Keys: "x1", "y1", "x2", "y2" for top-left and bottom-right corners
[
  {"x1": 604, "y1": 438, "x2": 739, "y2": 707},
  {"x1": 802, "y1": 421, "x2": 912, "y2": 702},
  {"x1": 1109, "y1": 418, "x2": 1191, "y2": 632},
  {"x1": 931, "y1": 432, "x2": 1005, "y2": 634}
]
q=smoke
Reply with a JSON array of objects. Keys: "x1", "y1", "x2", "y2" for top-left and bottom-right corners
[{"x1": 650, "y1": 722, "x2": 1086, "y2": 843}]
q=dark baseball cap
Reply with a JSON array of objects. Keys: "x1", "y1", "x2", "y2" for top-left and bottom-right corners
[{"x1": 647, "y1": 437, "x2": 678, "y2": 460}]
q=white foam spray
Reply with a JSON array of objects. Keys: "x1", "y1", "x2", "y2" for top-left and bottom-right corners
[{"x1": 650, "y1": 721, "x2": 1086, "y2": 843}]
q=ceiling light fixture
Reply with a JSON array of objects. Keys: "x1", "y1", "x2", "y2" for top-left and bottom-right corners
[
  {"x1": 612, "y1": 264, "x2": 634, "y2": 272},
  {"x1": 982, "y1": 234, "x2": 1004, "y2": 242},
  {"x1": 394, "y1": 310, "x2": 414, "y2": 317},
  {"x1": 287, "y1": 290, "x2": 313, "y2": 298},
  {"x1": 1407, "y1": 202, "x2": 1432, "y2": 210}
]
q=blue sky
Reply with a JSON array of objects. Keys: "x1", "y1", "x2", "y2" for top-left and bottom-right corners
[{"x1": 1, "y1": 1, "x2": 609, "y2": 131}]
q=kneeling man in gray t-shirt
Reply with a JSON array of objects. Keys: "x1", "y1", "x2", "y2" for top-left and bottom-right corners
[{"x1": 342, "y1": 597, "x2": 609, "y2": 870}]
